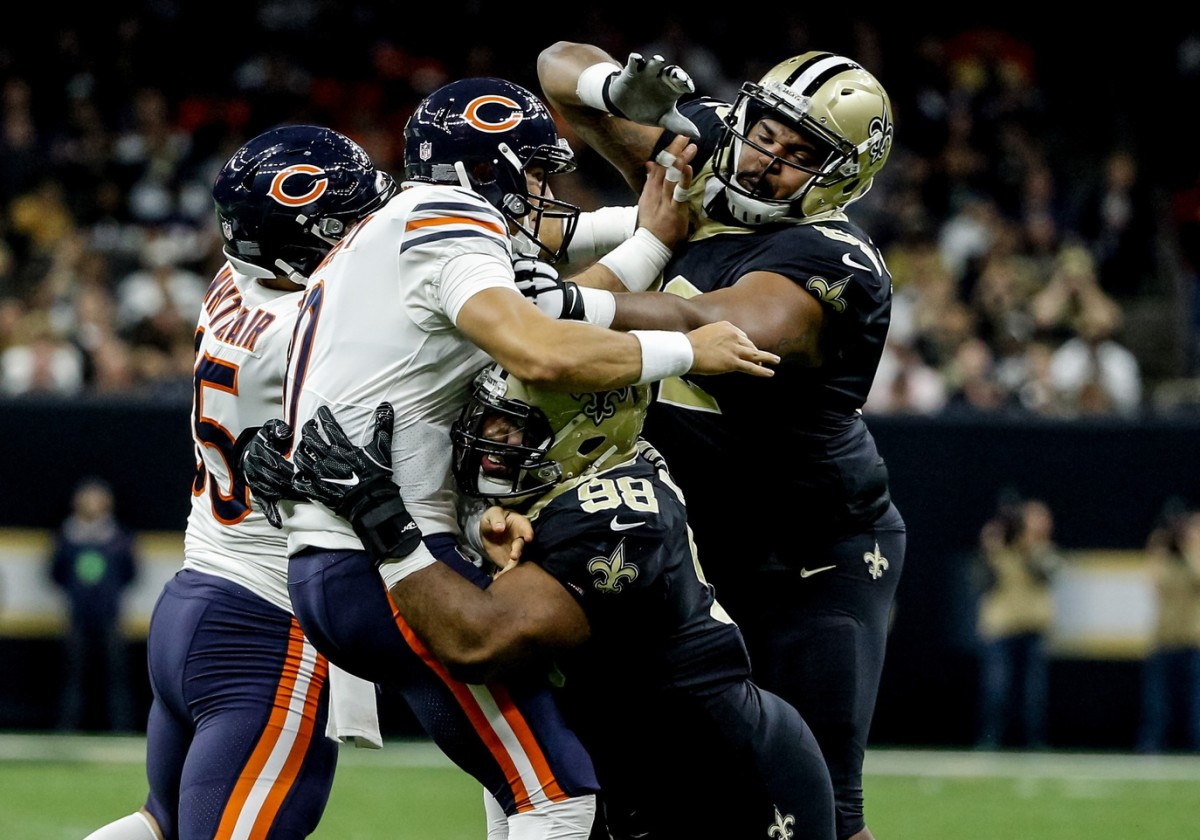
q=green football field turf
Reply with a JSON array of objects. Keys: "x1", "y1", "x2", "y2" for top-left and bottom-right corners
[{"x1": 2, "y1": 734, "x2": 1198, "y2": 839}]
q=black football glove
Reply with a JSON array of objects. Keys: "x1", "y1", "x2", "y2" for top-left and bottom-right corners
[
  {"x1": 236, "y1": 419, "x2": 300, "y2": 529},
  {"x1": 292, "y1": 402, "x2": 423, "y2": 564},
  {"x1": 512, "y1": 257, "x2": 586, "y2": 320}
]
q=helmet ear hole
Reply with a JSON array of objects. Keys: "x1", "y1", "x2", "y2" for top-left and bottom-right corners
[{"x1": 578, "y1": 436, "x2": 604, "y2": 457}]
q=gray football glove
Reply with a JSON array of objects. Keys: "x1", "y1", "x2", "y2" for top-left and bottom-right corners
[
  {"x1": 513, "y1": 257, "x2": 586, "y2": 320},
  {"x1": 605, "y1": 52, "x2": 699, "y2": 140}
]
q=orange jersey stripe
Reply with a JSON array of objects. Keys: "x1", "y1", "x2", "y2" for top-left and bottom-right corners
[
  {"x1": 487, "y1": 680, "x2": 569, "y2": 804},
  {"x1": 386, "y1": 588, "x2": 550, "y2": 812},
  {"x1": 215, "y1": 621, "x2": 326, "y2": 839},
  {"x1": 250, "y1": 635, "x2": 328, "y2": 839},
  {"x1": 405, "y1": 215, "x2": 506, "y2": 237}
]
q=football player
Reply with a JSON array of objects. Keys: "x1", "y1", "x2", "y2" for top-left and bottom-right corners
[
  {"x1": 84, "y1": 125, "x2": 391, "y2": 840},
  {"x1": 239, "y1": 77, "x2": 779, "y2": 839},
  {"x1": 534, "y1": 45, "x2": 907, "y2": 840},
  {"x1": 268, "y1": 365, "x2": 837, "y2": 839}
]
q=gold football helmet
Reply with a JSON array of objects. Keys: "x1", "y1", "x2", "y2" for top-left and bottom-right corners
[
  {"x1": 712, "y1": 51, "x2": 894, "y2": 225},
  {"x1": 451, "y1": 363, "x2": 649, "y2": 508}
]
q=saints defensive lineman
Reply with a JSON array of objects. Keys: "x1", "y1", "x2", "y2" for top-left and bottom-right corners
[
  {"x1": 281, "y1": 364, "x2": 837, "y2": 839},
  {"x1": 536, "y1": 45, "x2": 906, "y2": 840}
]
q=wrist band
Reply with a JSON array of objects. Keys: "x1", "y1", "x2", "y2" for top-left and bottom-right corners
[
  {"x1": 631, "y1": 330, "x2": 694, "y2": 385},
  {"x1": 378, "y1": 543, "x2": 438, "y2": 588},
  {"x1": 578, "y1": 287, "x2": 616, "y2": 328},
  {"x1": 576, "y1": 62, "x2": 623, "y2": 113},
  {"x1": 566, "y1": 206, "x2": 638, "y2": 263},
  {"x1": 598, "y1": 228, "x2": 673, "y2": 292}
]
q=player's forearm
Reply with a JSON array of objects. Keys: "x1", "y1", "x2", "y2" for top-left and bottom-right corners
[
  {"x1": 388, "y1": 565, "x2": 522, "y2": 683},
  {"x1": 609, "y1": 291, "x2": 705, "y2": 332},
  {"x1": 537, "y1": 41, "x2": 616, "y2": 111},
  {"x1": 537, "y1": 41, "x2": 659, "y2": 192},
  {"x1": 477, "y1": 301, "x2": 645, "y2": 391},
  {"x1": 390, "y1": 564, "x2": 577, "y2": 684}
]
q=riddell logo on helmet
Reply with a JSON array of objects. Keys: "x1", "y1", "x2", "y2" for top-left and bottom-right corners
[
  {"x1": 269, "y1": 165, "x2": 329, "y2": 206},
  {"x1": 464, "y1": 95, "x2": 523, "y2": 133}
]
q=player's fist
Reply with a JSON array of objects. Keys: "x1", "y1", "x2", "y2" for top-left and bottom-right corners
[{"x1": 513, "y1": 257, "x2": 586, "y2": 320}]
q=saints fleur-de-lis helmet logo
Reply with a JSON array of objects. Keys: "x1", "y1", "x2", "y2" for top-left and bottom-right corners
[
  {"x1": 864, "y1": 541, "x2": 889, "y2": 580},
  {"x1": 768, "y1": 806, "x2": 795, "y2": 839},
  {"x1": 577, "y1": 388, "x2": 629, "y2": 424},
  {"x1": 587, "y1": 541, "x2": 639, "y2": 594}
]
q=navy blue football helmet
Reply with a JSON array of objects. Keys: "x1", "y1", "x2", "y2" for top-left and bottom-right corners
[
  {"x1": 213, "y1": 124, "x2": 396, "y2": 282},
  {"x1": 403, "y1": 78, "x2": 580, "y2": 262}
]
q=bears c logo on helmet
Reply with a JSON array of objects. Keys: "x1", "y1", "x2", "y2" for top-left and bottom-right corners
[
  {"x1": 268, "y1": 164, "x2": 329, "y2": 206},
  {"x1": 463, "y1": 95, "x2": 523, "y2": 133}
]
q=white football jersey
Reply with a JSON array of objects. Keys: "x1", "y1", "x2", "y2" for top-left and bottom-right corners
[
  {"x1": 184, "y1": 263, "x2": 301, "y2": 613},
  {"x1": 281, "y1": 183, "x2": 518, "y2": 557}
]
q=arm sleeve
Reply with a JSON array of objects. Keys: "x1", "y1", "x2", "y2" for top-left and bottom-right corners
[{"x1": 441, "y1": 251, "x2": 518, "y2": 326}]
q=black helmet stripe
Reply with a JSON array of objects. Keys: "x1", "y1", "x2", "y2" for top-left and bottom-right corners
[{"x1": 783, "y1": 53, "x2": 863, "y2": 96}]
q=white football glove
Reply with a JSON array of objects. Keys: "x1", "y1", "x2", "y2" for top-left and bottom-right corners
[
  {"x1": 512, "y1": 257, "x2": 586, "y2": 320},
  {"x1": 607, "y1": 53, "x2": 700, "y2": 140}
]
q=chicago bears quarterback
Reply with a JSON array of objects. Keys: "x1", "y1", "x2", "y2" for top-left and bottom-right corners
[
  {"x1": 238, "y1": 76, "x2": 779, "y2": 838},
  {"x1": 536, "y1": 45, "x2": 906, "y2": 840},
  {"x1": 272, "y1": 363, "x2": 837, "y2": 839},
  {"x1": 84, "y1": 125, "x2": 393, "y2": 840}
]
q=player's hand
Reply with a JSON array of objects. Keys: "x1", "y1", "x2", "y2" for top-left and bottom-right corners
[
  {"x1": 513, "y1": 257, "x2": 586, "y2": 320},
  {"x1": 685, "y1": 321, "x2": 779, "y2": 378},
  {"x1": 240, "y1": 419, "x2": 299, "y2": 529},
  {"x1": 607, "y1": 52, "x2": 700, "y2": 140},
  {"x1": 477, "y1": 505, "x2": 534, "y2": 577},
  {"x1": 293, "y1": 404, "x2": 394, "y2": 515},
  {"x1": 636, "y1": 134, "x2": 696, "y2": 249},
  {"x1": 293, "y1": 403, "x2": 423, "y2": 563}
]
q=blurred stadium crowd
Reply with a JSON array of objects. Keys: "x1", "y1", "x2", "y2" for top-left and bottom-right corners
[{"x1": 3, "y1": 6, "x2": 1200, "y2": 416}]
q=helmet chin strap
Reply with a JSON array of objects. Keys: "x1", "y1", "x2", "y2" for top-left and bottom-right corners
[
  {"x1": 273, "y1": 259, "x2": 309, "y2": 286},
  {"x1": 453, "y1": 161, "x2": 473, "y2": 191}
]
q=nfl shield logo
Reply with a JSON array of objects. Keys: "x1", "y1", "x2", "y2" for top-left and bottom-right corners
[
  {"x1": 222, "y1": 219, "x2": 233, "y2": 240},
  {"x1": 419, "y1": 141, "x2": 432, "y2": 162}
]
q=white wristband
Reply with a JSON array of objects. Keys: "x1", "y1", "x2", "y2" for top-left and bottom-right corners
[
  {"x1": 576, "y1": 62, "x2": 622, "y2": 112},
  {"x1": 377, "y1": 542, "x2": 439, "y2": 588},
  {"x1": 631, "y1": 330, "x2": 694, "y2": 385},
  {"x1": 578, "y1": 287, "x2": 616, "y2": 328},
  {"x1": 566, "y1": 206, "x2": 638, "y2": 263},
  {"x1": 597, "y1": 228, "x2": 673, "y2": 292}
]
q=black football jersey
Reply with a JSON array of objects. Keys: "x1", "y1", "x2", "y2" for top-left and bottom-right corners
[
  {"x1": 526, "y1": 440, "x2": 750, "y2": 699},
  {"x1": 647, "y1": 100, "x2": 894, "y2": 554}
]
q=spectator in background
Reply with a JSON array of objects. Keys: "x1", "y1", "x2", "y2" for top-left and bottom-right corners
[
  {"x1": 943, "y1": 336, "x2": 1010, "y2": 414},
  {"x1": 0, "y1": 309, "x2": 85, "y2": 395},
  {"x1": 1137, "y1": 502, "x2": 1200, "y2": 753},
  {"x1": 975, "y1": 494, "x2": 1064, "y2": 748},
  {"x1": 864, "y1": 339, "x2": 947, "y2": 415},
  {"x1": 1072, "y1": 148, "x2": 1160, "y2": 300},
  {"x1": 1048, "y1": 303, "x2": 1143, "y2": 416},
  {"x1": 49, "y1": 476, "x2": 138, "y2": 732}
]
